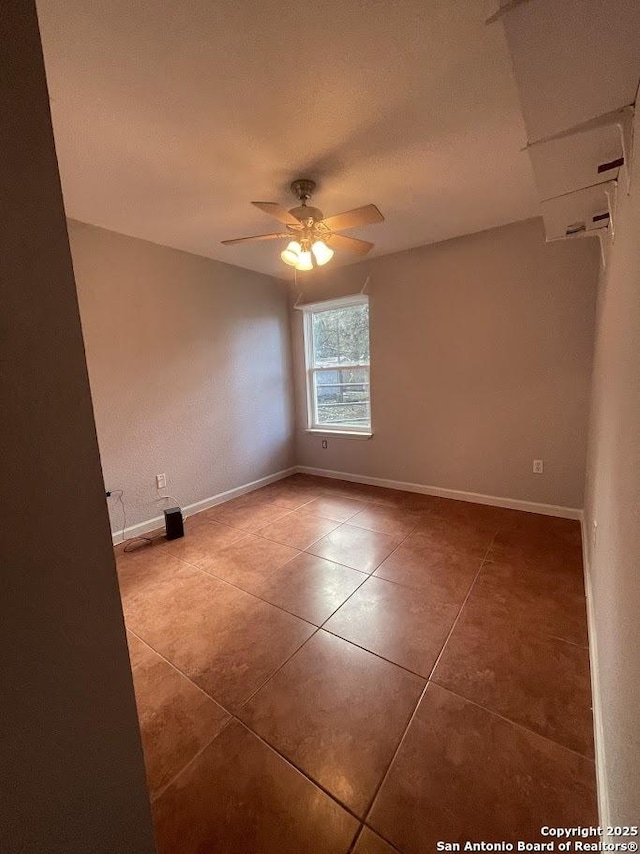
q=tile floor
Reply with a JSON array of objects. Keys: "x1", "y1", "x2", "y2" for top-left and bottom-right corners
[{"x1": 117, "y1": 474, "x2": 597, "y2": 854}]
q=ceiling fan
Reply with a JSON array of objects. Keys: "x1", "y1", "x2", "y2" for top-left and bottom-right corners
[{"x1": 221, "y1": 179, "x2": 384, "y2": 271}]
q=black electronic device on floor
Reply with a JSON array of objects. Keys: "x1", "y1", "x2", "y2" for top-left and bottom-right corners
[{"x1": 164, "y1": 507, "x2": 184, "y2": 540}]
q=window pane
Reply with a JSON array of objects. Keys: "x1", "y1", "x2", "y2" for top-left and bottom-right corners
[
  {"x1": 311, "y1": 304, "x2": 370, "y2": 367},
  {"x1": 314, "y1": 367, "x2": 370, "y2": 429}
]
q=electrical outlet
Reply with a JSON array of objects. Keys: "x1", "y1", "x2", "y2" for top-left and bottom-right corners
[
  {"x1": 321, "y1": 439, "x2": 328, "y2": 449},
  {"x1": 156, "y1": 473, "x2": 167, "y2": 489},
  {"x1": 533, "y1": 459, "x2": 544, "y2": 474}
]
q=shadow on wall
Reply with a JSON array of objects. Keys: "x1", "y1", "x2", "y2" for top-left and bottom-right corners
[
  {"x1": 227, "y1": 312, "x2": 295, "y2": 479},
  {"x1": 69, "y1": 220, "x2": 295, "y2": 535},
  {"x1": 104, "y1": 305, "x2": 295, "y2": 533}
]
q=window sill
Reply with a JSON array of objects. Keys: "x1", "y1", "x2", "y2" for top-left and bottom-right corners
[{"x1": 306, "y1": 428, "x2": 373, "y2": 439}]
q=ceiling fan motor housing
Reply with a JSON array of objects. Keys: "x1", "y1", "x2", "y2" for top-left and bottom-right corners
[
  {"x1": 289, "y1": 179, "x2": 322, "y2": 223},
  {"x1": 290, "y1": 178, "x2": 316, "y2": 201},
  {"x1": 289, "y1": 204, "x2": 324, "y2": 223}
]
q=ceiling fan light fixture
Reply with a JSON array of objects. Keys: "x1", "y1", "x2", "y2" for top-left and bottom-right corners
[
  {"x1": 222, "y1": 180, "x2": 384, "y2": 270},
  {"x1": 281, "y1": 240, "x2": 302, "y2": 266},
  {"x1": 295, "y1": 249, "x2": 313, "y2": 271},
  {"x1": 311, "y1": 240, "x2": 334, "y2": 266}
]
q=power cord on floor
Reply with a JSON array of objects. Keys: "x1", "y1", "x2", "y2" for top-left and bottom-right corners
[
  {"x1": 106, "y1": 487, "x2": 172, "y2": 553},
  {"x1": 125, "y1": 493, "x2": 184, "y2": 551},
  {"x1": 123, "y1": 532, "x2": 166, "y2": 553}
]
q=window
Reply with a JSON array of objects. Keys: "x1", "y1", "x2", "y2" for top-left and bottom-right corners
[{"x1": 302, "y1": 295, "x2": 371, "y2": 435}]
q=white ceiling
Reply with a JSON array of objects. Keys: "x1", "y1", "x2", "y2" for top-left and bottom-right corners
[{"x1": 36, "y1": 0, "x2": 539, "y2": 279}]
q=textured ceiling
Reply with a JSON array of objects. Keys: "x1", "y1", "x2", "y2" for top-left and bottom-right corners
[{"x1": 36, "y1": 0, "x2": 539, "y2": 278}]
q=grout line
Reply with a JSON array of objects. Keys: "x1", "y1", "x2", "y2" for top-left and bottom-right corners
[
  {"x1": 131, "y1": 530, "x2": 371, "y2": 635},
  {"x1": 318, "y1": 576, "x2": 372, "y2": 629},
  {"x1": 360, "y1": 679, "x2": 431, "y2": 825},
  {"x1": 346, "y1": 825, "x2": 365, "y2": 854},
  {"x1": 129, "y1": 623, "x2": 408, "y2": 813},
  {"x1": 125, "y1": 478, "x2": 591, "y2": 840},
  {"x1": 427, "y1": 681, "x2": 596, "y2": 764},
  {"x1": 544, "y1": 633, "x2": 590, "y2": 650},
  {"x1": 318, "y1": 627, "x2": 429, "y2": 681},
  {"x1": 138, "y1": 505, "x2": 430, "y2": 633},
  {"x1": 357, "y1": 535, "x2": 497, "y2": 828},
  {"x1": 151, "y1": 715, "x2": 234, "y2": 803},
  {"x1": 123, "y1": 485, "x2": 483, "y2": 716},
  {"x1": 185, "y1": 520, "x2": 424, "y2": 716},
  {"x1": 345, "y1": 820, "x2": 404, "y2": 854},
  {"x1": 425, "y1": 534, "x2": 496, "y2": 682},
  {"x1": 314, "y1": 524, "x2": 419, "y2": 625},
  {"x1": 130, "y1": 493, "x2": 426, "y2": 740},
  {"x1": 129, "y1": 613, "x2": 378, "y2": 814},
  {"x1": 126, "y1": 554, "x2": 318, "y2": 630},
  {"x1": 358, "y1": 821, "x2": 405, "y2": 853},
  {"x1": 231, "y1": 722, "x2": 367, "y2": 824},
  {"x1": 234, "y1": 629, "x2": 323, "y2": 712},
  {"x1": 126, "y1": 626, "x2": 237, "y2": 715},
  {"x1": 236, "y1": 718, "x2": 370, "y2": 822},
  {"x1": 357, "y1": 821, "x2": 406, "y2": 853}
]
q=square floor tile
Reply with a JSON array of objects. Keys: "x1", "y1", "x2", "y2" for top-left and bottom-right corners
[
  {"x1": 374, "y1": 537, "x2": 482, "y2": 605},
  {"x1": 251, "y1": 552, "x2": 366, "y2": 625},
  {"x1": 117, "y1": 546, "x2": 193, "y2": 603},
  {"x1": 240, "y1": 631, "x2": 424, "y2": 816},
  {"x1": 496, "y1": 511, "x2": 583, "y2": 543},
  {"x1": 204, "y1": 494, "x2": 291, "y2": 533},
  {"x1": 324, "y1": 576, "x2": 459, "y2": 677},
  {"x1": 252, "y1": 480, "x2": 321, "y2": 510},
  {"x1": 132, "y1": 650, "x2": 230, "y2": 797},
  {"x1": 195, "y1": 492, "x2": 265, "y2": 520},
  {"x1": 126, "y1": 630, "x2": 155, "y2": 671},
  {"x1": 368, "y1": 683, "x2": 598, "y2": 854},
  {"x1": 125, "y1": 569, "x2": 313, "y2": 711},
  {"x1": 329, "y1": 482, "x2": 403, "y2": 507},
  {"x1": 152, "y1": 720, "x2": 358, "y2": 854},
  {"x1": 432, "y1": 607, "x2": 594, "y2": 756},
  {"x1": 347, "y1": 505, "x2": 424, "y2": 539},
  {"x1": 428, "y1": 496, "x2": 506, "y2": 528},
  {"x1": 395, "y1": 491, "x2": 439, "y2": 512},
  {"x1": 490, "y1": 518, "x2": 584, "y2": 572},
  {"x1": 257, "y1": 509, "x2": 340, "y2": 550},
  {"x1": 162, "y1": 519, "x2": 247, "y2": 566},
  {"x1": 197, "y1": 533, "x2": 299, "y2": 594},
  {"x1": 122, "y1": 554, "x2": 235, "y2": 632},
  {"x1": 307, "y1": 525, "x2": 401, "y2": 574},
  {"x1": 468, "y1": 559, "x2": 588, "y2": 646},
  {"x1": 409, "y1": 514, "x2": 496, "y2": 555},
  {"x1": 302, "y1": 494, "x2": 368, "y2": 522},
  {"x1": 120, "y1": 555, "x2": 208, "y2": 626},
  {"x1": 353, "y1": 827, "x2": 398, "y2": 854}
]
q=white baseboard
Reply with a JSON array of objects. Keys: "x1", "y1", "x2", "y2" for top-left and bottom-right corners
[
  {"x1": 581, "y1": 517, "x2": 609, "y2": 832},
  {"x1": 114, "y1": 464, "x2": 582, "y2": 543},
  {"x1": 111, "y1": 466, "x2": 297, "y2": 545},
  {"x1": 296, "y1": 465, "x2": 582, "y2": 520}
]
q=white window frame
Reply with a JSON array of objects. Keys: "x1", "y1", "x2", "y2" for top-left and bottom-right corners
[{"x1": 299, "y1": 294, "x2": 372, "y2": 437}]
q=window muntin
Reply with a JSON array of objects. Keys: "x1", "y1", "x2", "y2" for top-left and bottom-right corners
[{"x1": 303, "y1": 297, "x2": 371, "y2": 433}]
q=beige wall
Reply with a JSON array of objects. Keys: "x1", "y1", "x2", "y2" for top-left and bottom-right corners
[
  {"x1": 68, "y1": 221, "x2": 295, "y2": 535},
  {"x1": 583, "y1": 105, "x2": 640, "y2": 823},
  {"x1": 293, "y1": 218, "x2": 599, "y2": 509},
  {"x1": 1, "y1": 3, "x2": 155, "y2": 851}
]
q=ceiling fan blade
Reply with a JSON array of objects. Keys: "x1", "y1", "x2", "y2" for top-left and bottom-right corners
[
  {"x1": 321, "y1": 204, "x2": 384, "y2": 232},
  {"x1": 328, "y1": 233, "x2": 374, "y2": 256},
  {"x1": 251, "y1": 201, "x2": 301, "y2": 227},
  {"x1": 221, "y1": 232, "x2": 289, "y2": 245}
]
